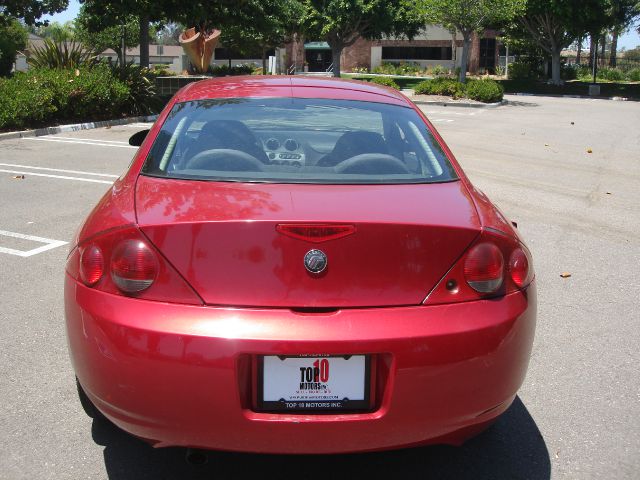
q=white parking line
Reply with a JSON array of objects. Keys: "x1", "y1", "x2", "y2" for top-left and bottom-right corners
[
  {"x1": 0, "y1": 230, "x2": 67, "y2": 257},
  {"x1": 430, "y1": 119, "x2": 455, "y2": 123},
  {"x1": 0, "y1": 163, "x2": 119, "y2": 178},
  {"x1": 50, "y1": 136, "x2": 130, "y2": 145},
  {"x1": 0, "y1": 168, "x2": 114, "y2": 184},
  {"x1": 24, "y1": 137, "x2": 137, "y2": 149}
]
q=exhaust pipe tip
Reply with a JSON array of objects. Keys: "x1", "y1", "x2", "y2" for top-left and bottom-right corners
[{"x1": 185, "y1": 448, "x2": 208, "y2": 466}]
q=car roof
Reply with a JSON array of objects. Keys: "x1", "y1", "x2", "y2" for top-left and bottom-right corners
[{"x1": 174, "y1": 75, "x2": 411, "y2": 107}]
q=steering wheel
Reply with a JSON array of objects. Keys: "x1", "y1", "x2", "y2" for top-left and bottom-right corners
[
  {"x1": 187, "y1": 149, "x2": 265, "y2": 172},
  {"x1": 335, "y1": 154, "x2": 410, "y2": 175}
]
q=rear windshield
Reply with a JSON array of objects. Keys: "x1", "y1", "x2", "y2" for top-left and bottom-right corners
[{"x1": 142, "y1": 97, "x2": 458, "y2": 184}]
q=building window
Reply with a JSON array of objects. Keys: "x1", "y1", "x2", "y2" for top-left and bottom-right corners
[
  {"x1": 381, "y1": 46, "x2": 452, "y2": 61},
  {"x1": 157, "y1": 45, "x2": 164, "y2": 55}
]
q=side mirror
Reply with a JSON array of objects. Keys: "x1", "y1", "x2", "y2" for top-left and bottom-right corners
[{"x1": 129, "y1": 129, "x2": 150, "y2": 147}]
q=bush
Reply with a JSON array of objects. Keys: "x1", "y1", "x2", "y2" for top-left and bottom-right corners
[
  {"x1": 598, "y1": 67, "x2": 625, "y2": 81},
  {"x1": 0, "y1": 66, "x2": 130, "y2": 130},
  {"x1": 28, "y1": 38, "x2": 98, "y2": 69},
  {"x1": 465, "y1": 79, "x2": 504, "y2": 103},
  {"x1": 430, "y1": 64, "x2": 449, "y2": 76},
  {"x1": 508, "y1": 60, "x2": 535, "y2": 80},
  {"x1": 414, "y1": 77, "x2": 465, "y2": 98},
  {"x1": 369, "y1": 76, "x2": 400, "y2": 90},
  {"x1": 112, "y1": 63, "x2": 160, "y2": 115},
  {"x1": 626, "y1": 68, "x2": 640, "y2": 82},
  {"x1": 209, "y1": 63, "x2": 254, "y2": 76}
]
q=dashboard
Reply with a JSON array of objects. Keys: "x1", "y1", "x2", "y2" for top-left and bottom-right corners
[{"x1": 261, "y1": 136, "x2": 306, "y2": 166}]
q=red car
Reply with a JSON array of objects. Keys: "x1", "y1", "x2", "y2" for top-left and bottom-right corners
[{"x1": 65, "y1": 76, "x2": 536, "y2": 454}]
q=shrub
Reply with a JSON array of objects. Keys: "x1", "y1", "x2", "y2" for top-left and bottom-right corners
[
  {"x1": 209, "y1": 63, "x2": 255, "y2": 76},
  {"x1": 0, "y1": 66, "x2": 130, "y2": 130},
  {"x1": 508, "y1": 60, "x2": 535, "y2": 80},
  {"x1": 626, "y1": 68, "x2": 640, "y2": 82},
  {"x1": 414, "y1": 78, "x2": 465, "y2": 98},
  {"x1": 28, "y1": 38, "x2": 98, "y2": 69},
  {"x1": 112, "y1": 63, "x2": 160, "y2": 115},
  {"x1": 598, "y1": 67, "x2": 625, "y2": 81},
  {"x1": 372, "y1": 62, "x2": 399, "y2": 75},
  {"x1": 465, "y1": 79, "x2": 504, "y2": 103},
  {"x1": 430, "y1": 64, "x2": 449, "y2": 76},
  {"x1": 370, "y1": 76, "x2": 400, "y2": 90}
]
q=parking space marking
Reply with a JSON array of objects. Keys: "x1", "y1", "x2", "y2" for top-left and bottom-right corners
[
  {"x1": 430, "y1": 119, "x2": 454, "y2": 123},
  {"x1": 51, "y1": 136, "x2": 130, "y2": 145},
  {"x1": 0, "y1": 163, "x2": 119, "y2": 178},
  {"x1": 0, "y1": 168, "x2": 114, "y2": 184},
  {"x1": 24, "y1": 137, "x2": 137, "y2": 149},
  {"x1": 125, "y1": 123, "x2": 154, "y2": 128},
  {"x1": 0, "y1": 230, "x2": 67, "y2": 257}
]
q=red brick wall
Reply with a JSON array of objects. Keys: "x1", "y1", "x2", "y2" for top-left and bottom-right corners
[{"x1": 341, "y1": 38, "x2": 373, "y2": 71}]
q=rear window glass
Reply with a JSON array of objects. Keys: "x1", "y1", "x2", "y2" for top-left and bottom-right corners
[{"x1": 142, "y1": 97, "x2": 458, "y2": 184}]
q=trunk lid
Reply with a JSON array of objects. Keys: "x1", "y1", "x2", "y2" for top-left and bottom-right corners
[{"x1": 136, "y1": 176, "x2": 480, "y2": 307}]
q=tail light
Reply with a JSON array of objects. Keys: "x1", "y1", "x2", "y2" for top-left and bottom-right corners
[
  {"x1": 464, "y1": 243, "x2": 504, "y2": 293},
  {"x1": 425, "y1": 229, "x2": 533, "y2": 305},
  {"x1": 276, "y1": 224, "x2": 356, "y2": 243},
  {"x1": 66, "y1": 226, "x2": 201, "y2": 305},
  {"x1": 79, "y1": 245, "x2": 104, "y2": 286},
  {"x1": 111, "y1": 240, "x2": 157, "y2": 293}
]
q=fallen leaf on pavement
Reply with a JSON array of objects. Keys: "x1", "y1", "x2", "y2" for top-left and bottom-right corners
[
  {"x1": 560, "y1": 272, "x2": 572, "y2": 278},
  {"x1": 12, "y1": 175, "x2": 25, "y2": 179},
  {"x1": 587, "y1": 148, "x2": 593, "y2": 153}
]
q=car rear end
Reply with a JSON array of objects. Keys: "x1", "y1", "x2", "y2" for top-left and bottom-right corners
[{"x1": 64, "y1": 77, "x2": 536, "y2": 453}]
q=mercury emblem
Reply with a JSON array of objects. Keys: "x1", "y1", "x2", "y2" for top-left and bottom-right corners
[{"x1": 304, "y1": 249, "x2": 328, "y2": 274}]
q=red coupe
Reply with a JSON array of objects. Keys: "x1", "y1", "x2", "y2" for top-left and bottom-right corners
[{"x1": 65, "y1": 76, "x2": 536, "y2": 454}]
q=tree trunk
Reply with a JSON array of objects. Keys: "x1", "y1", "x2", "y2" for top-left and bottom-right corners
[
  {"x1": 550, "y1": 48, "x2": 562, "y2": 85},
  {"x1": 609, "y1": 30, "x2": 618, "y2": 67},
  {"x1": 450, "y1": 30, "x2": 457, "y2": 70},
  {"x1": 600, "y1": 34, "x2": 606, "y2": 67},
  {"x1": 139, "y1": 14, "x2": 150, "y2": 68},
  {"x1": 576, "y1": 36, "x2": 582, "y2": 64},
  {"x1": 262, "y1": 46, "x2": 267, "y2": 74},
  {"x1": 588, "y1": 36, "x2": 595, "y2": 68},
  {"x1": 459, "y1": 34, "x2": 471, "y2": 83},
  {"x1": 330, "y1": 44, "x2": 342, "y2": 77}
]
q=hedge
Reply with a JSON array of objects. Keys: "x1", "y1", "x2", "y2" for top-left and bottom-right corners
[
  {"x1": 0, "y1": 66, "x2": 130, "y2": 131},
  {"x1": 414, "y1": 78, "x2": 504, "y2": 103}
]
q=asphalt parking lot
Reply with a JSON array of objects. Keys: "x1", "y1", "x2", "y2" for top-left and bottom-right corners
[{"x1": 0, "y1": 95, "x2": 638, "y2": 480}]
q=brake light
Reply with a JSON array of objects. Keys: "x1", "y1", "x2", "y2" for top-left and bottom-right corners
[
  {"x1": 79, "y1": 244, "x2": 103, "y2": 286},
  {"x1": 111, "y1": 240, "x2": 157, "y2": 293},
  {"x1": 276, "y1": 224, "x2": 356, "y2": 243},
  {"x1": 509, "y1": 248, "x2": 531, "y2": 288},
  {"x1": 65, "y1": 226, "x2": 202, "y2": 304},
  {"x1": 464, "y1": 243, "x2": 504, "y2": 293},
  {"x1": 424, "y1": 229, "x2": 534, "y2": 305}
]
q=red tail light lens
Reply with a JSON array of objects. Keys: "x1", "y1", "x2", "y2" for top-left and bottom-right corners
[
  {"x1": 79, "y1": 245, "x2": 103, "y2": 286},
  {"x1": 111, "y1": 239, "x2": 158, "y2": 293},
  {"x1": 425, "y1": 229, "x2": 534, "y2": 305},
  {"x1": 509, "y1": 248, "x2": 531, "y2": 288},
  {"x1": 66, "y1": 226, "x2": 201, "y2": 304},
  {"x1": 276, "y1": 224, "x2": 356, "y2": 243},
  {"x1": 464, "y1": 243, "x2": 504, "y2": 293}
]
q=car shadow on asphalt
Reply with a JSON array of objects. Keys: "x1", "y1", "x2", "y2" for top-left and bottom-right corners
[
  {"x1": 501, "y1": 99, "x2": 540, "y2": 108},
  {"x1": 92, "y1": 396, "x2": 550, "y2": 480}
]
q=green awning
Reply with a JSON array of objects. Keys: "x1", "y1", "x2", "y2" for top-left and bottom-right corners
[{"x1": 304, "y1": 42, "x2": 330, "y2": 50}]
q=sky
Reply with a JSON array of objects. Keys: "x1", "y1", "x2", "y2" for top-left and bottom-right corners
[{"x1": 44, "y1": 0, "x2": 640, "y2": 50}]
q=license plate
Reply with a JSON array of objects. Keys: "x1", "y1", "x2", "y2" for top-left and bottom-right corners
[{"x1": 259, "y1": 355, "x2": 370, "y2": 411}]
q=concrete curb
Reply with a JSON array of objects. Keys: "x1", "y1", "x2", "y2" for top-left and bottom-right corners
[
  {"x1": 0, "y1": 115, "x2": 158, "y2": 142},
  {"x1": 510, "y1": 92, "x2": 632, "y2": 101},
  {"x1": 411, "y1": 99, "x2": 505, "y2": 109}
]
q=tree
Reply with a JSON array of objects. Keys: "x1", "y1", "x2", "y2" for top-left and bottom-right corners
[
  {"x1": 301, "y1": 0, "x2": 424, "y2": 77},
  {"x1": 223, "y1": 0, "x2": 303, "y2": 73},
  {"x1": 75, "y1": 4, "x2": 140, "y2": 64},
  {"x1": 31, "y1": 20, "x2": 75, "y2": 41},
  {"x1": 607, "y1": 1, "x2": 639, "y2": 66},
  {"x1": 518, "y1": 0, "x2": 614, "y2": 85},
  {"x1": 0, "y1": 18, "x2": 28, "y2": 76},
  {"x1": 420, "y1": 0, "x2": 525, "y2": 82},
  {"x1": 155, "y1": 23, "x2": 184, "y2": 46},
  {"x1": 0, "y1": 0, "x2": 68, "y2": 25}
]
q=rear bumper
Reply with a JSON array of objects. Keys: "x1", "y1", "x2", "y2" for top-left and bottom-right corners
[{"x1": 65, "y1": 275, "x2": 536, "y2": 454}]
